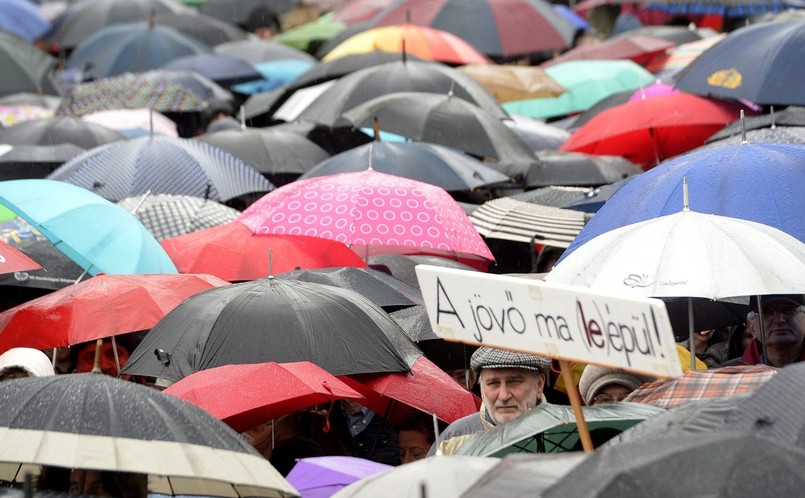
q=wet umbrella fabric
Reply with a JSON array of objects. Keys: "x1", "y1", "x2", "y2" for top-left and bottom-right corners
[
  {"x1": 367, "y1": 253, "x2": 479, "y2": 288},
  {"x1": 543, "y1": 35, "x2": 675, "y2": 67},
  {"x1": 117, "y1": 194, "x2": 241, "y2": 241},
  {"x1": 389, "y1": 304, "x2": 477, "y2": 371},
  {"x1": 156, "y1": 12, "x2": 247, "y2": 46},
  {"x1": 457, "y1": 64, "x2": 566, "y2": 103},
  {"x1": 0, "y1": 273, "x2": 228, "y2": 354},
  {"x1": 161, "y1": 53, "x2": 263, "y2": 88},
  {"x1": 0, "y1": 240, "x2": 41, "y2": 275},
  {"x1": 135, "y1": 69, "x2": 234, "y2": 104},
  {"x1": 0, "y1": 32, "x2": 61, "y2": 97},
  {"x1": 163, "y1": 361, "x2": 365, "y2": 432},
  {"x1": 561, "y1": 176, "x2": 637, "y2": 213},
  {"x1": 83, "y1": 108, "x2": 179, "y2": 139},
  {"x1": 120, "y1": 278, "x2": 421, "y2": 382},
  {"x1": 707, "y1": 106, "x2": 805, "y2": 142},
  {"x1": 48, "y1": 135, "x2": 275, "y2": 203},
  {"x1": 0, "y1": 144, "x2": 84, "y2": 181},
  {"x1": 703, "y1": 126, "x2": 805, "y2": 148},
  {"x1": 0, "y1": 116, "x2": 124, "y2": 149},
  {"x1": 462, "y1": 453, "x2": 588, "y2": 498},
  {"x1": 0, "y1": 0, "x2": 51, "y2": 42},
  {"x1": 286, "y1": 456, "x2": 391, "y2": 498},
  {"x1": 0, "y1": 374, "x2": 299, "y2": 497},
  {"x1": 527, "y1": 150, "x2": 642, "y2": 188},
  {"x1": 215, "y1": 39, "x2": 318, "y2": 64}
]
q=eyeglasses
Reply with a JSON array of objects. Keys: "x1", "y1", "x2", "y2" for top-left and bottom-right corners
[
  {"x1": 592, "y1": 392, "x2": 630, "y2": 404},
  {"x1": 747, "y1": 305, "x2": 804, "y2": 321}
]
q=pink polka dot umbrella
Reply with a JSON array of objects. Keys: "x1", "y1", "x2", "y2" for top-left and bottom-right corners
[{"x1": 238, "y1": 169, "x2": 495, "y2": 262}]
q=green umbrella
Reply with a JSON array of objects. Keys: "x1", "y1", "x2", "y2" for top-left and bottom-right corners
[
  {"x1": 502, "y1": 60, "x2": 655, "y2": 120},
  {"x1": 0, "y1": 204, "x2": 17, "y2": 223},
  {"x1": 455, "y1": 402, "x2": 664, "y2": 457},
  {"x1": 274, "y1": 12, "x2": 346, "y2": 52}
]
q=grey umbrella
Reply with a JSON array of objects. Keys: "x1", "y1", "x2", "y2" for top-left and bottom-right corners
[
  {"x1": 116, "y1": 194, "x2": 241, "y2": 241},
  {"x1": 708, "y1": 106, "x2": 805, "y2": 142},
  {"x1": 0, "y1": 117, "x2": 124, "y2": 149},
  {"x1": 461, "y1": 453, "x2": 589, "y2": 498},
  {"x1": 0, "y1": 32, "x2": 61, "y2": 98},
  {"x1": 527, "y1": 150, "x2": 642, "y2": 188},
  {"x1": 367, "y1": 253, "x2": 478, "y2": 288},
  {"x1": 0, "y1": 144, "x2": 84, "y2": 181},
  {"x1": 704, "y1": 125, "x2": 805, "y2": 148},
  {"x1": 214, "y1": 39, "x2": 316, "y2": 64}
]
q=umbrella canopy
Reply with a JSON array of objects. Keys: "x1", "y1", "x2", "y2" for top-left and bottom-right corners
[
  {"x1": 0, "y1": 143, "x2": 84, "y2": 181},
  {"x1": 389, "y1": 304, "x2": 478, "y2": 371},
  {"x1": 286, "y1": 456, "x2": 391, "y2": 498},
  {"x1": 560, "y1": 92, "x2": 748, "y2": 169},
  {"x1": 0, "y1": 0, "x2": 51, "y2": 42},
  {"x1": 0, "y1": 273, "x2": 228, "y2": 354},
  {"x1": 299, "y1": 141, "x2": 510, "y2": 192},
  {"x1": 0, "y1": 116, "x2": 125, "y2": 149},
  {"x1": 457, "y1": 64, "x2": 566, "y2": 103},
  {"x1": 368, "y1": 0, "x2": 576, "y2": 59},
  {"x1": 339, "y1": 92, "x2": 539, "y2": 180},
  {"x1": 0, "y1": 104, "x2": 54, "y2": 129},
  {"x1": 196, "y1": 127, "x2": 330, "y2": 186},
  {"x1": 646, "y1": 33, "x2": 725, "y2": 82},
  {"x1": 272, "y1": 12, "x2": 348, "y2": 52},
  {"x1": 674, "y1": 20, "x2": 805, "y2": 106},
  {"x1": 164, "y1": 361, "x2": 365, "y2": 432},
  {"x1": 456, "y1": 402, "x2": 664, "y2": 457},
  {"x1": 0, "y1": 239, "x2": 41, "y2": 275},
  {"x1": 237, "y1": 169, "x2": 495, "y2": 261},
  {"x1": 0, "y1": 179, "x2": 178, "y2": 276},
  {"x1": 161, "y1": 53, "x2": 263, "y2": 88},
  {"x1": 543, "y1": 35, "x2": 675, "y2": 67},
  {"x1": 560, "y1": 142, "x2": 805, "y2": 257},
  {"x1": 625, "y1": 364, "x2": 778, "y2": 410},
  {"x1": 504, "y1": 115, "x2": 570, "y2": 152},
  {"x1": 137, "y1": 69, "x2": 234, "y2": 103},
  {"x1": 117, "y1": 193, "x2": 241, "y2": 241},
  {"x1": 645, "y1": 0, "x2": 797, "y2": 18},
  {"x1": 707, "y1": 105, "x2": 805, "y2": 142},
  {"x1": 0, "y1": 32, "x2": 61, "y2": 97},
  {"x1": 0, "y1": 93, "x2": 61, "y2": 109},
  {"x1": 83, "y1": 108, "x2": 179, "y2": 138},
  {"x1": 502, "y1": 60, "x2": 655, "y2": 120},
  {"x1": 323, "y1": 24, "x2": 491, "y2": 66},
  {"x1": 120, "y1": 278, "x2": 422, "y2": 382},
  {"x1": 275, "y1": 266, "x2": 423, "y2": 311},
  {"x1": 527, "y1": 150, "x2": 642, "y2": 188},
  {"x1": 560, "y1": 176, "x2": 636, "y2": 213},
  {"x1": 462, "y1": 453, "x2": 589, "y2": 498},
  {"x1": 162, "y1": 221, "x2": 366, "y2": 281},
  {"x1": 705, "y1": 125, "x2": 805, "y2": 148},
  {"x1": 367, "y1": 253, "x2": 479, "y2": 287},
  {"x1": 47, "y1": 135, "x2": 275, "y2": 203},
  {"x1": 0, "y1": 374, "x2": 299, "y2": 497},
  {"x1": 156, "y1": 12, "x2": 247, "y2": 46},
  {"x1": 215, "y1": 39, "x2": 317, "y2": 64}
]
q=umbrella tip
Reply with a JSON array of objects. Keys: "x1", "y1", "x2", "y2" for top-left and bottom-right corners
[
  {"x1": 682, "y1": 177, "x2": 690, "y2": 212},
  {"x1": 770, "y1": 105, "x2": 776, "y2": 129},
  {"x1": 373, "y1": 116, "x2": 380, "y2": 142},
  {"x1": 740, "y1": 110, "x2": 748, "y2": 144},
  {"x1": 447, "y1": 80, "x2": 455, "y2": 98}
]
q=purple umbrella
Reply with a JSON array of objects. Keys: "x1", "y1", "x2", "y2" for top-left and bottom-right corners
[{"x1": 286, "y1": 456, "x2": 392, "y2": 498}]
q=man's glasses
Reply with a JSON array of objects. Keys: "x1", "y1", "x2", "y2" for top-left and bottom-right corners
[
  {"x1": 747, "y1": 305, "x2": 804, "y2": 321},
  {"x1": 592, "y1": 392, "x2": 630, "y2": 404}
]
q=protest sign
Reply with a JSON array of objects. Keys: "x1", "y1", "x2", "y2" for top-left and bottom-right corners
[{"x1": 416, "y1": 265, "x2": 682, "y2": 378}]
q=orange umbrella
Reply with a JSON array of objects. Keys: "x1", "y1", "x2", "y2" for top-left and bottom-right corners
[{"x1": 322, "y1": 24, "x2": 490, "y2": 65}]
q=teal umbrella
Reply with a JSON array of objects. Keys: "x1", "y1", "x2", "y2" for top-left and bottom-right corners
[
  {"x1": 503, "y1": 60, "x2": 656, "y2": 120},
  {"x1": 0, "y1": 179, "x2": 177, "y2": 276}
]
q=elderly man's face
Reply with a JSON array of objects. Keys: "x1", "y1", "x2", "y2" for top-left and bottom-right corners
[
  {"x1": 758, "y1": 301, "x2": 805, "y2": 349},
  {"x1": 479, "y1": 367, "x2": 544, "y2": 424}
]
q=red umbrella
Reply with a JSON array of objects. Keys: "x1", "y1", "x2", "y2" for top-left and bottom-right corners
[
  {"x1": 340, "y1": 356, "x2": 481, "y2": 424},
  {"x1": 163, "y1": 361, "x2": 366, "y2": 432},
  {"x1": 542, "y1": 35, "x2": 676, "y2": 68},
  {"x1": 560, "y1": 92, "x2": 750, "y2": 169},
  {"x1": 0, "y1": 273, "x2": 228, "y2": 354},
  {"x1": 160, "y1": 221, "x2": 367, "y2": 282},
  {"x1": 0, "y1": 239, "x2": 42, "y2": 275}
]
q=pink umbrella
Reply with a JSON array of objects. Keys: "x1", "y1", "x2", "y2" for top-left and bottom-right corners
[
  {"x1": 237, "y1": 169, "x2": 494, "y2": 261},
  {"x1": 627, "y1": 81, "x2": 679, "y2": 103},
  {"x1": 0, "y1": 239, "x2": 42, "y2": 275}
]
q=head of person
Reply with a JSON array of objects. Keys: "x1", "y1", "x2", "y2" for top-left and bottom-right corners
[
  {"x1": 470, "y1": 347, "x2": 551, "y2": 425},
  {"x1": 68, "y1": 469, "x2": 148, "y2": 498},
  {"x1": 73, "y1": 337, "x2": 135, "y2": 377},
  {"x1": 748, "y1": 294, "x2": 805, "y2": 353},
  {"x1": 395, "y1": 413, "x2": 436, "y2": 464},
  {"x1": 0, "y1": 347, "x2": 55, "y2": 381},
  {"x1": 578, "y1": 365, "x2": 654, "y2": 406}
]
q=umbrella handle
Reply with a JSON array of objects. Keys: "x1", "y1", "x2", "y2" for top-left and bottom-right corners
[{"x1": 91, "y1": 339, "x2": 103, "y2": 374}]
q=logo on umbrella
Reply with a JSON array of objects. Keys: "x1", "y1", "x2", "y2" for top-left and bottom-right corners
[
  {"x1": 707, "y1": 68, "x2": 742, "y2": 89},
  {"x1": 623, "y1": 273, "x2": 653, "y2": 288}
]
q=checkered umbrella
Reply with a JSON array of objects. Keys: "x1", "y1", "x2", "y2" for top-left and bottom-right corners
[{"x1": 117, "y1": 194, "x2": 241, "y2": 241}]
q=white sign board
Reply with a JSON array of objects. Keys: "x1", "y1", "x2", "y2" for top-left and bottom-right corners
[{"x1": 416, "y1": 266, "x2": 682, "y2": 378}]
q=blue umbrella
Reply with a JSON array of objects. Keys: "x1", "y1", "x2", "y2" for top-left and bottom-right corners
[
  {"x1": 560, "y1": 142, "x2": 805, "y2": 261},
  {"x1": 230, "y1": 59, "x2": 316, "y2": 95},
  {"x1": 0, "y1": 0, "x2": 51, "y2": 42},
  {"x1": 0, "y1": 179, "x2": 177, "y2": 275}
]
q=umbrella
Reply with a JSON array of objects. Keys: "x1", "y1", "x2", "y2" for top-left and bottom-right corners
[
  {"x1": 116, "y1": 194, "x2": 241, "y2": 241},
  {"x1": 367, "y1": 0, "x2": 576, "y2": 60},
  {"x1": 706, "y1": 105, "x2": 805, "y2": 142},
  {"x1": 510, "y1": 185, "x2": 592, "y2": 209},
  {"x1": 456, "y1": 64, "x2": 566, "y2": 103},
  {"x1": 66, "y1": 22, "x2": 211, "y2": 80},
  {"x1": 339, "y1": 92, "x2": 539, "y2": 180},
  {"x1": 560, "y1": 142, "x2": 805, "y2": 257},
  {"x1": 215, "y1": 39, "x2": 318, "y2": 64},
  {"x1": 543, "y1": 35, "x2": 675, "y2": 67},
  {"x1": 527, "y1": 150, "x2": 642, "y2": 188},
  {"x1": 705, "y1": 125, "x2": 805, "y2": 148},
  {"x1": 625, "y1": 364, "x2": 778, "y2": 410},
  {"x1": 47, "y1": 135, "x2": 275, "y2": 203},
  {"x1": 674, "y1": 20, "x2": 805, "y2": 106},
  {"x1": 200, "y1": 0, "x2": 298, "y2": 31},
  {"x1": 0, "y1": 92, "x2": 61, "y2": 109},
  {"x1": 455, "y1": 402, "x2": 664, "y2": 457},
  {"x1": 644, "y1": 0, "x2": 797, "y2": 18},
  {"x1": 504, "y1": 115, "x2": 571, "y2": 152},
  {"x1": 462, "y1": 453, "x2": 589, "y2": 498},
  {"x1": 286, "y1": 456, "x2": 391, "y2": 498},
  {"x1": 0, "y1": 0, "x2": 51, "y2": 42},
  {"x1": 0, "y1": 104, "x2": 53, "y2": 128},
  {"x1": 560, "y1": 92, "x2": 748, "y2": 169},
  {"x1": 289, "y1": 52, "x2": 425, "y2": 91},
  {"x1": 542, "y1": 431, "x2": 805, "y2": 498},
  {"x1": 298, "y1": 141, "x2": 510, "y2": 192},
  {"x1": 161, "y1": 53, "x2": 263, "y2": 88},
  {"x1": 232, "y1": 59, "x2": 318, "y2": 96},
  {"x1": 195, "y1": 127, "x2": 330, "y2": 186},
  {"x1": 469, "y1": 197, "x2": 588, "y2": 248},
  {"x1": 560, "y1": 176, "x2": 637, "y2": 213},
  {"x1": 0, "y1": 239, "x2": 42, "y2": 275},
  {"x1": 0, "y1": 32, "x2": 61, "y2": 97},
  {"x1": 0, "y1": 116, "x2": 125, "y2": 149},
  {"x1": 156, "y1": 12, "x2": 247, "y2": 46},
  {"x1": 367, "y1": 253, "x2": 480, "y2": 287},
  {"x1": 160, "y1": 222, "x2": 367, "y2": 282},
  {"x1": 322, "y1": 24, "x2": 491, "y2": 66},
  {"x1": 83, "y1": 108, "x2": 179, "y2": 138},
  {"x1": 0, "y1": 144, "x2": 84, "y2": 181},
  {"x1": 56, "y1": 73, "x2": 207, "y2": 117},
  {"x1": 0, "y1": 273, "x2": 228, "y2": 354},
  {"x1": 46, "y1": 0, "x2": 194, "y2": 50},
  {"x1": 237, "y1": 169, "x2": 495, "y2": 261},
  {"x1": 0, "y1": 179, "x2": 178, "y2": 276},
  {"x1": 389, "y1": 304, "x2": 478, "y2": 371},
  {"x1": 119, "y1": 277, "x2": 421, "y2": 381},
  {"x1": 275, "y1": 266, "x2": 422, "y2": 311},
  {"x1": 646, "y1": 33, "x2": 725, "y2": 82},
  {"x1": 566, "y1": 89, "x2": 633, "y2": 132},
  {"x1": 332, "y1": 0, "x2": 394, "y2": 24},
  {"x1": 0, "y1": 374, "x2": 299, "y2": 497},
  {"x1": 502, "y1": 60, "x2": 655, "y2": 120},
  {"x1": 272, "y1": 12, "x2": 348, "y2": 52},
  {"x1": 137, "y1": 69, "x2": 234, "y2": 103},
  {"x1": 330, "y1": 456, "x2": 499, "y2": 498},
  {"x1": 163, "y1": 361, "x2": 365, "y2": 432},
  {"x1": 626, "y1": 80, "x2": 679, "y2": 102}
]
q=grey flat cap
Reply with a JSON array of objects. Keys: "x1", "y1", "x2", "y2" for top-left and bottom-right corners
[{"x1": 471, "y1": 347, "x2": 551, "y2": 373}]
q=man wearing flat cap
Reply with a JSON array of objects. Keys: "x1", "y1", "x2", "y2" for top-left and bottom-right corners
[
  {"x1": 728, "y1": 294, "x2": 805, "y2": 368},
  {"x1": 428, "y1": 346, "x2": 551, "y2": 456}
]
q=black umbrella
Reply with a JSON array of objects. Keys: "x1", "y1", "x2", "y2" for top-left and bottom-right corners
[
  {"x1": 0, "y1": 144, "x2": 84, "y2": 180},
  {"x1": 527, "y1": 150, "x2": 642, "y2": 188},
  {"x1": 0, "y1": 32, "x2": 61, "y2": 98},
  {"x1": 339, "y1": 91, "x2": 540, "y2": 180},
  {"x1": 47, "y1": 135, "x2": 274, "y2": 203},
  {"x1": 0, "y1": 374, "x2": 298, "y2": 497},
  {"x1": 567, "y1": 90, "x2": 633, "y2": 131},
  {"x1": 195, "y1": 126, "x2": 330, "y2": 186},
  {"x1": 367, "y1": 253, "x2": 479, "y2": 288},
  {"x1": 161, "y1": 53, "x2": 263, "y2": 89},
  {"x1": 511, "y1": 186, "x2": 593, "y2": 208},
  {"x1": 0, "y1": 116, "x2": 124, "y2": 149},
  {"x1": 156, "y1": 12, "x2": 247, "y2": 47},
  {"x1": 214, "y1": 39, "x2": 316, "y2": 64},
  {"x1": 120, "y1": 278, "x2": 422, "y2": 382},
  {"x1": 612, "y1": 25, "x2": 715, "y2": 44},
  {"x1": 265, "y1": 120, "x2": 374, "y2": 156},
  {"x1": 299, "y1": 141, "x2": 510, "y2": 192},
  {"x1": 560, "y1": 176, "x2": 638, "y2": 213},
  {"x1": 705, "y1": 126, "x2": 805, "y2": 148},
  {"x1": 390, "y1": 304, "x2": 477, "y2": 371},
  {"x1": 275, "y1": 266, "x2": 423, "y2": 311}
]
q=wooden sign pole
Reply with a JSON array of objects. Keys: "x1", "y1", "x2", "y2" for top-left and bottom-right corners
[{"x1": 559, "y1": 359, "x2": 594, "y2": 452}]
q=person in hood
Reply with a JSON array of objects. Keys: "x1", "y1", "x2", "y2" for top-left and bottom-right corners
[{"x1": 0, "y1": 347, "x2": 55, "y2": 380}]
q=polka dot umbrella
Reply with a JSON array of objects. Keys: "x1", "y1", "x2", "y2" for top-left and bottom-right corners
[{"x1": 237, "y1": 169, "x2": 494, "y2": 262}]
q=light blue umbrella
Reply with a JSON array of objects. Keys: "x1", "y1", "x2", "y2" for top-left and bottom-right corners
[{"x1": 0, "y1": 179, "x2": 178, "y2": 276}]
